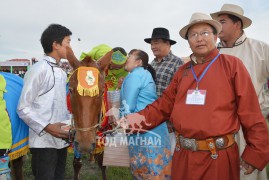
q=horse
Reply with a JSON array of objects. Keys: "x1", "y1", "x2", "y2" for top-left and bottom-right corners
[
  {"x1": 0, "y1": 72, "x2": 29, "y2": 180},
  {"x1": 66, "y1": 47, "x2": 113, "y2": 180}
]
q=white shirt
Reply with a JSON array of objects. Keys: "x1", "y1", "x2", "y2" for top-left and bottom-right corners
[
  {"x1": 17, "y1": 56, "x2": 69, "y2": 148},
  {"x1": 218, "y1": 32, "x2": 269, "y2": 117}
]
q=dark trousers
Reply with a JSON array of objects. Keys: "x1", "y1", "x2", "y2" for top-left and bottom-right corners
[{"x1": 30, "y1": 147, "x2": 67, "y2": 180}]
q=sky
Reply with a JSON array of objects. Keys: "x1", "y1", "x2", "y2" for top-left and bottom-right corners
[{"x1": 0, "y1": 0, "x2": 268, "y2": 62}]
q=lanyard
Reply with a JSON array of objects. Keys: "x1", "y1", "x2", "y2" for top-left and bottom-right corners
[{"x1": 190, "y1": 53, "x2": 220, "y2": 90}]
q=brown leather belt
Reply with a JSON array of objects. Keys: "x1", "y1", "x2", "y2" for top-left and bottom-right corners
[{"x1": 175, "y1": 133, "x2": 235, "y2": 159}]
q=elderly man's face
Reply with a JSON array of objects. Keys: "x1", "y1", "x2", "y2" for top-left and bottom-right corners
[
  {"x1": 187, "y1": 23, "x2": 217, "y2": 57},
  {"x1": 150, "y1": 39, "x2": 170, "y2": 59}
]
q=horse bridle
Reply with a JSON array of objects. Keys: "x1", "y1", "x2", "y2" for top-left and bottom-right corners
[
  {"x1": 71, "y1": 115, "x2": 102, "y2": 132},
  {"x1": 65, "y1": 119, "x2": 102, "y2": 144},
  {"x1": 66, "y1": 65, "x2": 122, "y2": 143},
  {"x1": 66, "y1": 66, "x2": 104, "y2": 143},
  {"x1": 67, "y1": 118, "x2": 122, "y2": 143}
]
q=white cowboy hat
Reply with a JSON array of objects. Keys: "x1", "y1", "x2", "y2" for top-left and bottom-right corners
[
  {"x1": 179, "y1": 12, "x2": 222, "y2": 40},
  {"x1": 210, "y1": 4, "x2": 252, "y2": 29}
]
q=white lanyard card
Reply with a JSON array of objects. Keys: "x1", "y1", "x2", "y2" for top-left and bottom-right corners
[{"x1": 186, "y1": 89, "x2": 206, "y2": 105}]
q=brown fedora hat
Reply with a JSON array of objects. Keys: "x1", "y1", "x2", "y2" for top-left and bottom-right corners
[
  {"x1": 144, "y1": 27, "x2": 176, "y2": 45},
  {"x1": 210, "y1": 4, "x2": 252, "y2": 29},
  {"x1": 179, "y1": 12, "x2": 222, "y2": 40}
]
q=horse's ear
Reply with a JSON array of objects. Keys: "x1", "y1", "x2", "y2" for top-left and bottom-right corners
[
  {"x1": 81, "y1": 56, "x2": 94, "y2": 66},
  {"x1": 66, "y1": 46, "x2": 81, "y2": 69},
  {"x1": 97, "y1": 50, "x2": 113, "y2": 71}
]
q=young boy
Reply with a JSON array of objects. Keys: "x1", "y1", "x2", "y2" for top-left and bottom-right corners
[{"x1": 17, "y1": 24, "x2": 72, "y2": 180}]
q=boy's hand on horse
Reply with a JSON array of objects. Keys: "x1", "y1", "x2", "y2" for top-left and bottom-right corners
[{"x1": 44, "y1": 123, "x2": 69, "y2": 139}]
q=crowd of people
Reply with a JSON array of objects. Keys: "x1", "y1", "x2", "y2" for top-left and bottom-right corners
[
  {"x1": 117, "y1": 4, "x2": 269, "y2": 180},
  {"x1": 0, "y1": 68, "x2": 27, "y2": 78},
  {"x1": 0, "y1": 3, "x2": 268, "y2": 180}
]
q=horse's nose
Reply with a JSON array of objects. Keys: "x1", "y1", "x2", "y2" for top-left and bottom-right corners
[
  {"x1": 75, "y1": 141, "x2": 95, "y2": 154},
  {"x1": 88, "y1": 143, "x2": 96, "y2": 153}
]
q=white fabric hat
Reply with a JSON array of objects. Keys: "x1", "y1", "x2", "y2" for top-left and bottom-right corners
[
  {"x1": 179, "y1": 12, "x2": 222, "y2": 40},
  {"x1": 210, "y1": 4, "x2": 252, "y2": 29}
]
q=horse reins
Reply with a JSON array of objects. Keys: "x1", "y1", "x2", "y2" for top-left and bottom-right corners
[
  {"x1": 65, "y1": 116, "x2": 102, "y2": 144},
  {"x1": 71, "y1": 120, "x2": 101, "y2": 132}
]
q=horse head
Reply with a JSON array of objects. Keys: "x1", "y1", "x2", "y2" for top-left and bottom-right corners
[{"x1": 66, "y1": 47, "x2": 112, "y2": 153}]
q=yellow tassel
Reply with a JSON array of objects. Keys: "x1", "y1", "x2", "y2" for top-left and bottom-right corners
[
  {"x1": 77, "y1": 83, "x2": 99, "y2": 97},
  {"x1": 8, "y1": 146, "x2": 29, "y2": 160},
  {"x1": 93, "y1": 146, "x2": 105, "y2": 154}
]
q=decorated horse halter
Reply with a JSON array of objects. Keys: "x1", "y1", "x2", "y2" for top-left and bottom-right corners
[
  {"x1": 67, "y1": 66, "x2": 104, "y2": 136},
  {"x1": 66, "y1": 65, "x2": 123, "y2": 142},
  {"x1": 71, "y1": 120, "x2": 101, "y2": 132}
]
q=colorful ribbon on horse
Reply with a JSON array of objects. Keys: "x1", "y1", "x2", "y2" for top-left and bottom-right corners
[
  {"x1": 0, "y1": 72, "x2": 29, "y2": 160},
  {"x1": 94, "y1": 92, "x2": 110, "y2": 154}
]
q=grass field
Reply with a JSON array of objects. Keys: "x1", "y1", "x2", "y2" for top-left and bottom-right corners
[
  {"x1": 23, "y1": 153, "x2": 132, "y2": 180},
  {"x1": 23, "y1": 152, "x2": 269, "y2": 179}
]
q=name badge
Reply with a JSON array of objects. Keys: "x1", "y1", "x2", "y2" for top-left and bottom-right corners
[{"x1": 186, "y1": 90, "x2": 206, "y2": 105}]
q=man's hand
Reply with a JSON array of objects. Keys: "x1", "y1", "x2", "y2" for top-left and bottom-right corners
[
  {"x1": 240, "y1": 159, "x2": 256, "y2": 175},
  {"x1": 44, "y1": 123, "x2": 69, "y2": 139},
  {"x1": 117, "y1": 77, "x2": 124, "y2": 89},
  {"x1": 115, "y1": 117, "x2": 129, "y2": 130}
]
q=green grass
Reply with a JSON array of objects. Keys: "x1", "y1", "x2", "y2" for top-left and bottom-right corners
[
  {"x1": 23, "y1": 152, "x2": 269, "y2": 179},
  {"x1": 267, "y1": 165, "x2": 269, "y2": 178},
  {"x1": 23, "y1": 153, "x2": 132, "y2": 180}
]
